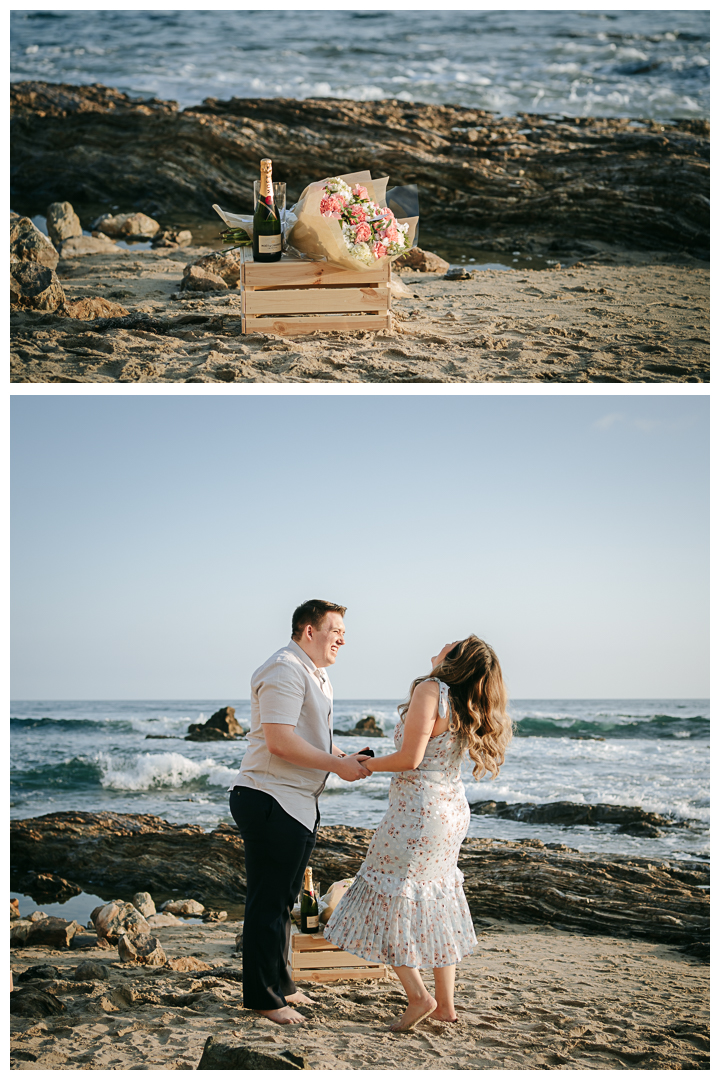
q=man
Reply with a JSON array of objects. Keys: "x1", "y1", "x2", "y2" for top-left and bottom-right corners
[{"x1": 229, "y1": 599, "x2": 370, "y2": 1025}]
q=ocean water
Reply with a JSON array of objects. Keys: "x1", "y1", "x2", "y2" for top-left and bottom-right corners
[
  {"x1": 11, "y1": 9, "x2": 709, "y2": 120},
  {"x1": 11, "y1": 698, "x2": 709, "y2": 863}
]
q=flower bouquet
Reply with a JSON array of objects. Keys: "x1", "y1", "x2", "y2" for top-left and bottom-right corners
[{"x1": 287, "y1": 170, "x2": 418, "y2": 273}]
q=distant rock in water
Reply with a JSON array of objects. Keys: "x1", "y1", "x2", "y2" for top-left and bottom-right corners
[
  {"x1": 468, "y1": 799, "x2": 688, "y2": 833},
  {"x1": 340, "y1": 716, "x2": 385, "y2": 738},
  {"x1": 185, "y1": 706, "x2": 244, "y2": 741}
]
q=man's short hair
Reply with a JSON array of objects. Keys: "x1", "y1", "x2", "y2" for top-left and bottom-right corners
[{"x1": 292, "y1": 599, "x2": 346, "y2": 640}]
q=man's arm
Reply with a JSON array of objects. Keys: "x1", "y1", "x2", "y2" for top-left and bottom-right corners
[{"x1": 263, "y1": 725, "x2": 370, "y2": 781}]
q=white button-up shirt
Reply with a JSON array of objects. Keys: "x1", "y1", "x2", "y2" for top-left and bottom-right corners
[{"x1": 231, "y1": 640, "x2": 333, "y2": 830}]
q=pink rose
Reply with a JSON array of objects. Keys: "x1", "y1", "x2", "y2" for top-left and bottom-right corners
[
  {"x1": 372, "y1": 241, "x2": 386, "y2": 259},
  {"x1": 354, "y1": 222, "x2": 372, "y2": 243},
  {"x1": 381, "y1": 207, "x2": 394, "y2": 219},
  {"x1": 349, "y1": 207, "x2": 367, "y2": 223},
  {"x1": 352, "y1": 185, "x2": 369, "y2": 200},
  {"x1": 385, "y1": 225, "x2": 399, "y2": 242}
]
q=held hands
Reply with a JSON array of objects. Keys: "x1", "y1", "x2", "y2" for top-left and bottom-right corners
[{"x1": 334, "y1": 752, "x2": 372, "y2": 782}]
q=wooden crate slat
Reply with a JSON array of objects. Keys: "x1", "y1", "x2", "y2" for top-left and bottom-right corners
[
  {"x1": 244, "y1": 285, "x2": 389, "y2": 316},
  {"x1": 291, "y1": 934, "x2": 339, "y2": 952},
  {"x1": 242, "y1": 257, "x2": 390, "y2": 288},
  {"x1": 242, "y1": 313, "x2": 391, "y2": 336},
  {"x1": 293, "y1": 951, "x2": 381, "y2": 970},
  {"x1": 292, "y1": 967, "x2": 397, "y2": 984}
]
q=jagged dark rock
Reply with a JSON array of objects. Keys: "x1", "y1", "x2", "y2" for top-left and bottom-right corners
[
  {"x1": 340, "y1": 716, "x2": 385, "y2": 738},
  {"x1": 186, "y1": 706, "x2": 244, "y2": 741},
  {"x1": 25, "y1": 917, "x2": 82, "y2": 949},
  {"x1": 17, "y1": 870, "x2": 82, "y2": 903},
  {"x1": 197, "y1": 1035, "x2": 307, "y2": 1070},
  {"x1": 468, "y1": 799, "x2": 689, "y2": 830},
  {"x1": 10, "y1": 987, "x2": 65, "y2": 1017},
  {"x1": 10, "y1": 82, "x2": 710, "y2": 258},
  {"x1": 16, "y1": 965, "x2": 61, "y2": 983},
  {"x1": 10, "y1": 813, "x2": 709, "y2": 950}
]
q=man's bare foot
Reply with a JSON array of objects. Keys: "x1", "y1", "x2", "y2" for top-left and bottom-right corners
[
  {"x1": 429, "y1": 1006, "x2": 458, "y2": 1022},
  {"x1": 254, "y1": 1005, "x2": 306, "y2": 1024},
  {"x1": 285, "y1": 991, "x2": 316, "y2": 1005},
  {"x1": 389, "y1": 994, "x2": 437, "y2": 1032}
]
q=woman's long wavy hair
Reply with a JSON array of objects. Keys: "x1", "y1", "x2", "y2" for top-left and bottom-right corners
[{"x1": 399, "y1": 635, "x2": 513, "y2": 779}]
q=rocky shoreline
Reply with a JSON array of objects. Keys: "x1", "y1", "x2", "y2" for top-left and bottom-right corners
[
  {"x1": 11, "y1": 82, "x2": 709, "y2": 259},
  {"x1": 10, "y1": 812, "x2": 710, "y2": 1070},
  {"x1": 11, "y1": 812, "x2": 709, "y2": 953}
]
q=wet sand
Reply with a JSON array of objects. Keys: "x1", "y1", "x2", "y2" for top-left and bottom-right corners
[
  {"x1": 10, "y1": 245, "x2": 709, "y2": 383},
  {"x1": 10, "y1": 915, "x2": 709, "y2": 1070}
]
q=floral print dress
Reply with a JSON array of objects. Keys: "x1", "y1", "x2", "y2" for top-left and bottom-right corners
[{"x1": 324, "y1": 679, "x2": 477, "y2": 969}]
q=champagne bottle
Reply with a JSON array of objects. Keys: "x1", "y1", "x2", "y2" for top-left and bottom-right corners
[
  {"x1": 300, "y1": 867, "x2": 319, "y2": 933},
  {"x1": 252, "y1": 158, "x2": 282, "y2": 263}
]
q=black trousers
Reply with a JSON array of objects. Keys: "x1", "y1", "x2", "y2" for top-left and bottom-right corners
[{"x1": 229, "y1": 786, "x2": 317, "y2": 1011}]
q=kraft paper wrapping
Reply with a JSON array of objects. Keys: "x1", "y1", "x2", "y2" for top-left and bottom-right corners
[{"x1": 287, "y1": 170, "x2": 418, "y2": 273}]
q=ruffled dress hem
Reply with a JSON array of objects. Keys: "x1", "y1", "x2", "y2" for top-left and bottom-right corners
[{"x1": 324, "y1": 868, "x2": 478, "y2": 969}]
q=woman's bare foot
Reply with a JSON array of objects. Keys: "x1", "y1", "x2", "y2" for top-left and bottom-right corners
[
  {"x1": 285, "y1": 991, "x2": 316, "y2": 1005},
  {"x1": 429, "y1": 1006, "x2": 458, "y2": 1022},
  {"x1": 389, "y1": 994, "x2": 437, "y2": 1032},
  {"x1": 254, "y1": 1005, "x2": 306, "y2": 1024}
]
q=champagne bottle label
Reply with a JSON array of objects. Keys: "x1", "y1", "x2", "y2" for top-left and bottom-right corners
[
  {"x1": 258, "y1": 234, "x2": 282, "y2": 253},
  {"x1": 305, "y1": 914, "x2": 319, "y2": 929}
]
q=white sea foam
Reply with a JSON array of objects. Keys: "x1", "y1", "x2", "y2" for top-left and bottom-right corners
[{"x1": 98, "y1": 751, "x2": 223, "y2": 791}]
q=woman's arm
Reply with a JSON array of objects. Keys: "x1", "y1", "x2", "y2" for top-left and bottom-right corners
[{"x1": 363, "y1": 681, "x2": 438, "y2": 774}]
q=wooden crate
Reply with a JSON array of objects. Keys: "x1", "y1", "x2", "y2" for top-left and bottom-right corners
[
  {"x1": 241, "y1": 253, "x2": 392, "y2": 336},
  {"x1": 291, "y1": 930, "x2": 397, "y2": 984}
]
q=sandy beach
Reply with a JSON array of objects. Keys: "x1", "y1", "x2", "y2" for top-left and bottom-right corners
[
  {"x1": 10, "y1": 913, "x2": 709, "y2": 1070},
  {"x1": 10, "y1": 244, "x2": 709, "y2": 383}
]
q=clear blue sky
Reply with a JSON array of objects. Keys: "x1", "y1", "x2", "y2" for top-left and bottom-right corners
[{"x1": 11, "y1": 394, "x2": 709, "y2": 700}]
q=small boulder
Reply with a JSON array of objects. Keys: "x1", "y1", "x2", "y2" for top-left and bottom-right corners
[
  {"x1": 16, "y1": 965, "x2": 61, "y2": 983},
  {"x1": 10, "y1": 899, "x2": 20, "y2": 920},
  {"x1": 146, "y1": 912, "x2": 181, "y2": 928},
  {"x1": 197, "y1": 1036, "x2": 308, "y2": 1070},
  {"x1": 159, "y1": 898, "x2": 204, "y2": 916},
  {"x1": 93, "y1": 212, "x2": 160, "y2": 239},
  {"x1": 10, "y1": 262, "x2": 65, "y2": 312},
  {"x1": 152, "y1": 228, "x2": 193, "y2": 248},
  {"x1": 118, "y1": 933, "x2": 166, "y2": 966},
  {"x1": 10, "y1": 216, "x2": 59, "y2": 270},
  {"x1": 394, "y1": 247, "x2": 449, "y2": 274},
  {"x1": 58, "y1": 235, "x2": 119, "y2": 257},
  {"x1": 10, "y1": 921, "x2": 33, "y2": 948},
  {"x1": 187, "y1": 251, "x2": 242, "y2": 286},
  {"x1": 164, "y1": 956, "x2": 213, "y2": 973},
  {"x1": 132, "y1": 892, "x2": 156, "y2": 918},
  {"x1": 71, "y1": 933, "x2": 103, "y2": 950},
  {"x1": 46, "y1": 201, "x2": 83, "y2": 246},
  {"x1": 10, "y1": 988, "x2": 65, "y2": 1018},
  {"x1": 202, "y1": 910, "x2": 228, "y2": 923},
  {"x1": 444, "y1": 266, "x2": 477, "y2": 281},
  {"x1": 28, "y1": 911, "x2": 49, "y2": 922},
  {"x1": 93, "y1": 900, "x2": 150, "y2": 944},
  {"x1": 62, "y1": 297, "x2": 130, "y2": 319},
  {"x1": 26, "y1": 918, "x2": 82, "y2": 949},
  {"x1": 73, "y1": 959, "x2": 108, "y2": 981},
  {"x1": 180, "y1": 264, "x2": 228, "y2": 292}
]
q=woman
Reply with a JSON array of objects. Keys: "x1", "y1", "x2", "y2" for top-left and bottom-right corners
[{"x1": 324, "y1": 635, "x2": 512, "y2": 1032}]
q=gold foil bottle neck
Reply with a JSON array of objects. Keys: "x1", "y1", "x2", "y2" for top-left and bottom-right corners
[{"x1": 259, "y1": 158, "x2": 273, "y2": 199}]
